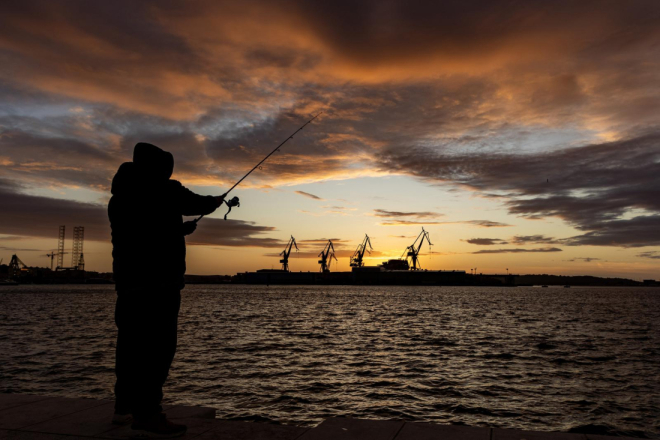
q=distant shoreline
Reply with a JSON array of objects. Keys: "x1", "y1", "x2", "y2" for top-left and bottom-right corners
[
  {"x1": 1, "y1": 272, "x2": 657, "y2": 287},
  {"x1": 2, "y1": 262, "x2": 657, "y2": 287}
]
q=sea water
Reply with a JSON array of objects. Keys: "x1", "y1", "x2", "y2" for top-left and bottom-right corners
[{"x1": 1, "y1": 285, "x2": 658, "y2": 437}]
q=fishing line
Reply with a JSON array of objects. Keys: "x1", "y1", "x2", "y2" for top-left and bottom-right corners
[{"x1": 195, "y1": 112, "x2": 323, "y2": 222}]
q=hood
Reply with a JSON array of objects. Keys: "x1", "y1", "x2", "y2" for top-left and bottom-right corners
[
  {"x1": 111, "y1": 162, "x2": 137, "y2": 195},
  {"x1": 133, "y1": 142, "x2": 174, "y2": 181}
]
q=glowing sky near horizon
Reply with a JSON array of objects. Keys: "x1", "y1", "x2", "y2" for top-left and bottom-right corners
[{"x1": 1, "y1": 0, "x2": 659, "y2": 279}]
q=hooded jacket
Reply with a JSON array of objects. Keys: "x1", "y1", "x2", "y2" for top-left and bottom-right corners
[{"x1": 108, "y1": 143, "x2": 218, "y2": 291}]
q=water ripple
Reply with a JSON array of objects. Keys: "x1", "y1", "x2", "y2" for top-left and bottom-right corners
[{"x1": 1, "y1": 285, "x2": 659, "y2": 437}]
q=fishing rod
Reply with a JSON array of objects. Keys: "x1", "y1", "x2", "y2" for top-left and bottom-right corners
[{"x1": 195, "y1": 111, "x2": 323, "y2": 222}]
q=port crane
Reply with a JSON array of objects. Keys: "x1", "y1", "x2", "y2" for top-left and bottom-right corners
[
  {"x1": 8, "y1": 254, "x2": 29, "y2": 279},
  {"x1": 403, "y1": 228, "x2": 433, "y2": 270},
  {"x1": 46, "y1": 251, "x2": 68, "y2": 271},
  {"x1": 318, "y1": 240, "x2": 338, "y2": 273},
  {"x1": 350, "y1": 234, "x2": 373, "y2": 267},
  {"x1": 279, "y1": 236, "x2": 299, "y2": 271}
]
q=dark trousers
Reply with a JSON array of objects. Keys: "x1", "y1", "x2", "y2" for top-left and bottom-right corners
[{"x1": 114, "y1": 289, "x2": 181, "y2": 421}]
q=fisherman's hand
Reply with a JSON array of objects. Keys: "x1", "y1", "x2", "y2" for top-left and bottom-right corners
[
  {"x1": 182, "y1": 221, "x2": 197, "y2": 236},
  {"x1": 215, "y1": 194, "x2": 226, "y2": 208}
]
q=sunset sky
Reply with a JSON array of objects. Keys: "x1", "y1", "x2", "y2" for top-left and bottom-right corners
[{"x1": 1, "y1": 0, "x2": 659, "y2": 279}]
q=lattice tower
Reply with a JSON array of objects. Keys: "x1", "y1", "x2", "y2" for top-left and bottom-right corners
[
  {"x1": 57, "y1": 225, "x2": 65, "y2": 269},
  {"x1": 72, "y1": 226, "x2": 84, "y2": 269}
]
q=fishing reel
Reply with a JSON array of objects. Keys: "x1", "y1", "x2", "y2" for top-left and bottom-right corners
[{"x1": 222, "y1": 196, "x2": 240, "y2": 220}]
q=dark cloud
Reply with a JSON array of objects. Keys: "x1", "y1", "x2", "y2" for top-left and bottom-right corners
[
  {"x1": 561, "y1": 215, "x2": 660, "y2": 248},
  {"x1": 187, "y1": 220, "x2": 283, "y2": 248},
  {"x1": 0, "y1": 129, "x2": 117, "y2": 189},
  {"x1": 380, "y1": 219, "x2": 511, "y2": 227},
  {"x1": 0, "y1": 178, "x2": 110, "y2": 241},
  {"x1": 472, "y1": 247, "x2": 563, "y2": 254},
  {"x1": 297, "y1": 238, "x2": 348, "y2": 248},
  {"x1": 465, "y1": 238, "x2": 508, "y2": 246},
  {"x1": 293, "y1": 238, "x2": 353, "y2": 252},
  {"x1": 510, "y1": 235, "x2": 559, "y2": 245},
  {"x1": 245, "y1": 48, "x2": 320, "y2": 70},
  {"x1": 380, "y1": 220, "x2": 443, "y2": 226},
  {"x1": 0, "y1": 246, "x2": 45, "y2": 252},
  {"x1": 565, "y1": 257, "x2": 601, "y2": 262},
  {"x1": 302, "y1": 1, "x2": 659, "y2": 62},
  {"x1": 464, "y1": 220, "x2": 512, "y2": 228},
  {"x1": 0, "y1": 178, "x2": 280, "y2": 247},
  {"x1": 378, "y1": 134, "x2": 660, "y2": 247},
  {"x1": 468, "y1": 234, "x2": 567, "y2": 246},
  {"x1": 295, "y1": 190, "x2": 324, "y2": 200},
  {"x1": 297, "y1": 238, "x2": 343, "y2": 243},
  {"x1": 373, "y1": 209, "x2": 441, "y2": 218},
  {"x1": 320, "y1": 205, "x2": 353, "y2": 211},
  {"x1": 637, "y1": 251, "x2": 660, "y2": 260}
]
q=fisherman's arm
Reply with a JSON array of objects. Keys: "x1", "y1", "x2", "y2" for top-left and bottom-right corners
[{"x1": 173, "y1": 181, "x2": 224, "y2": 216}]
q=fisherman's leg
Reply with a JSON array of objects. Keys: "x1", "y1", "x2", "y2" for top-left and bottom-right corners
[
  {"x1": 129, "y1": 291, "x2": 187, "y2": 436},
  {"x1": 114, "y1": 292, "x2": 139, "y2": 415},
  {"x1": 129, "y1": 291, "x2": 167, "y2": 422},
  {"x1": 148, "y1": 290, "x2": 181, "y2": 407}
]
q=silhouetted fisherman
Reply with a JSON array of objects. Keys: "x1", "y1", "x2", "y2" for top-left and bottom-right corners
[{"x1": 108, "y1": 143, "x2": 223, "y2": 438}]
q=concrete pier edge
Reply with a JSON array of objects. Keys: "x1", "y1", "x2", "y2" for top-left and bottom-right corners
[{"x1": 0, "y1": 394, "x2": 643, "y2": 440}]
